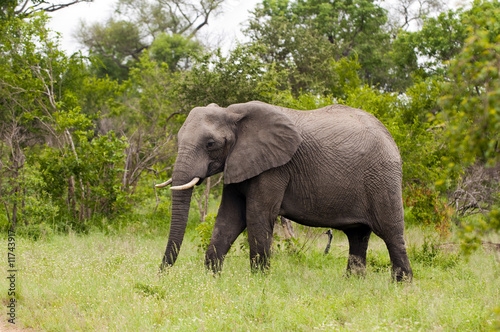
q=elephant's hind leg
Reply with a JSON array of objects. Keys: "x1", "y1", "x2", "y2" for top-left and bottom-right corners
[
  {"x1": 383, "y1": 235, "x2": 413, "y2": 282},
  {"x1": 343, "y1": 225, "x2": 372, "y2": 277},
  {"x1": 367, "y1": 173, "x2": 413, "y2": 281},
  {"x1": 371, "y1": 213, "x2": 413, "y2": 281}
]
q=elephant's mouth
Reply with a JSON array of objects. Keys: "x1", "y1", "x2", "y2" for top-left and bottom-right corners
[{"x1": 207, "y1": 161, "x2": 224, "y2": 177}]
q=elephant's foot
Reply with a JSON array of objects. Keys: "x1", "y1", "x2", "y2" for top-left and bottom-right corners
[
  {"x1": 384, "y1": 240, "x2": 413, "y2": 282},
  {"x1": 158, "y1": 255, "x2": 173, "y2": 274},
  {"x1": 250, "y1": 254, "x2": 270, "y2": 273},
  {"x1": 158, "y1": 263, "x2": 167, "y2": 274},
  {"x1": 392, "y1": 266, "x2": 413, "y2": 282},
  {"x1": 205, "y1": 255, "x2": 224, "y2": 274},
  {"x1": 345, "y1": 255, "x2": 367, "y2": 277}
]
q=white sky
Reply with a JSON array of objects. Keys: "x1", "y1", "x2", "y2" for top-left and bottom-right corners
[{"x1": 47, "y1": 0, "x2": 261, "y2": 54}]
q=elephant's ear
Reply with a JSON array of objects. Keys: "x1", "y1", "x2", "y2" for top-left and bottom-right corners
[{"x1": 224, "y1": 102, "x2": 303, "y2": 184}]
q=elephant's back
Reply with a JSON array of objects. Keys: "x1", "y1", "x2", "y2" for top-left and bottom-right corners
[{"x1": 284, "y1": 105, "x2": 400, "y2": 164}]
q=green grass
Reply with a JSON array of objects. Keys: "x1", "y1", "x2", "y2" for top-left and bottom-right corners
[{"x1": 2, "y1": 227, "x2": 499, "y2": 331}]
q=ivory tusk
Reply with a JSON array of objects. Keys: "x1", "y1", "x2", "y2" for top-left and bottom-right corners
[
  {"x1": 170, "y1": 177, "x2": 200, "y2": 190},
  {"x1": 155, "y1": 178, "x2": 172, "y2": 188}
]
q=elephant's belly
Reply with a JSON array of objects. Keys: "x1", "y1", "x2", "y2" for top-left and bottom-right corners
[{"x1": 279, "y1": 187, "x2": 369, "y2": 229}]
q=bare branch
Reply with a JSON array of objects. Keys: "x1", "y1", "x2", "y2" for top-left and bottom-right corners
[
  {"x1": 448, "y1": 163, "x2": 500, "y2": 218},
  {"x1": 16, "y1": 0, "x2": 94, "y2": 16}
]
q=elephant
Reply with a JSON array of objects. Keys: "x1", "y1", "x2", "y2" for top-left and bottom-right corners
[{"x1": 156, "y1": 101, "x2": 413, "y2": 281}]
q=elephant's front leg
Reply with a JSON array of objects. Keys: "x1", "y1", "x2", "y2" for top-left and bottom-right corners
[
  {"x1": 205, "y1": 185, "x2": 246, "y2": 273},
  {"x1": 246, "y1": 212, "x2": 275, "y2": 272},
  {"x1": 245, "y1": 193, "x2": 283, "y2": 272},
  {"x1": 241, "y1": 171, "x2": 288, "y2": 272}
]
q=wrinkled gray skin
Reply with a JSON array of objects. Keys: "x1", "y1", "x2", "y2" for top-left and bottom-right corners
[{"x1": 162, "y1": 101, "x2": 413, "y2": 281}]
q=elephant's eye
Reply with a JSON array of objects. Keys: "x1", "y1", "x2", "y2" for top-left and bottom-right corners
[{"x1": 206, "y1": 140, "x2": 215, "y2": 149}]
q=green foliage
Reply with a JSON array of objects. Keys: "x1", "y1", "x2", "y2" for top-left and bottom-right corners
[
  {"x1": 149, "y1": 33, "x2": 202, "y2": 71},
  {"x1": 0, "y1": 0, "x2": 17, "y2": 19},
  {"x1": 273, "y1": 91, "x2": 335, "y2": 110},
  {"x1": 248, "y1": 0, "x2": 391, "y2": 88},
  {"x1": 0, "y1": 13, "x2": 74, "y2": 229},
  {"x1": 394, "y1": 78, "x2": 451, "y2": 187},
  {"x1": 458, "y1": 210, "x2": 500, "y2": 254},
  {"x1": 439, "y1": 0, "x2": 500, "y2": 240},
  {"x1": 273, "y1": 233, "x2": 299, "y2": 253},
  {"x1": 173, "y1": 45, "x2": 283, "y2": 108},
  {"x1": 404, "y1": 185, "x2": 453, "y2": 237},
  {"x1": 15, "y1": 222, "x2": 54, "y2": 241},
  {"x1": 16, "y1": 165, "x2": 59, "y2": 225},
  {"x1": 1, "y1": 0, "x2": 499, "y2": 247},
  {"x1": 77, "y1": 0, "x2": 223, "y2": 80},
  {"x1": 409, "y1": 8, "x2": 468, "y2": 77},
  {"x1": 124, "y1": 52, "x2": 184, "y2": 132},
  {"x1": 408, "y1": 236, "x2": 460, "y2": 269},
  {"x1": 29, "y1": 107, "x2": 130, "y2": 229},
  {"x1": 441, "y1": 0, "x2": 500, "y2": 167},
  {"x1": 195, "y1": 212, "x2": 216, "y2": 252},
  {"x1": 83, "y1": 19, "x2": 146, "y2": 80},
  {"x1": 0, "y1": 13, "x2": 146, "y2": 231}
]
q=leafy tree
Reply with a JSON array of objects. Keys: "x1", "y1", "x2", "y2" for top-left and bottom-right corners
[
  {"x1": 439, "y1": 0, "x2": 500, "y2": 244},
  {"x1": 76, "y1": 0, "x2": 224, "y2": 80},
  {"x1": 149, "y1": 32, "x2": 202, "y2": 70},
  {"x1": 0, "y1": 13, "x2": 71, "y2": 228},
  {"x1": 77, "y1": 19, "x2": 147, "y2": 80},
  {"x1": 0, "y1": 12, "x2": 133, "y2": 231},
  {"x1": 246, "y1": 0, "x2": 393, "y2": 90},
  {"x1": 172, "y1": 44, "x2": 284, "y2": 108},
  {"x1": 440, "y1": 0, "x2": 500, "y2": 169},
  {"x1": 110, "y1": 53, "x2": 181, "y2": 193},
  {"x1": 393, "y1": 8, "x2": 468, "y2": 81}
]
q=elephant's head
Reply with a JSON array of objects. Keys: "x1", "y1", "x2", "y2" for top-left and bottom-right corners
[{"x1": 158, "y1": 101, "x2": 302, "y2": 269}]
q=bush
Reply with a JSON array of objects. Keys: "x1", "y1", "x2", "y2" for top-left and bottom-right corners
[
  {"x1": 408, "y1": 236, "x2": 459, "y2": 269},
  {"x1": 404, "y1": 185, "x2": 453, "y2": 237},
  {"x1": 16, "y1": 223, "x2": 54, "y2": 241},
  {"x1": 195, "y1": 213, "x2": 216, "y2": 253},
  {"x1": 366, "y1": 250, "x2": 391, "y2": 273}
]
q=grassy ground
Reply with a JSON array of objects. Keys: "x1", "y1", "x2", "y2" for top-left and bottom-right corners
[{"x1": 1, "y1": 226, "x2": 499, "y2": 331}]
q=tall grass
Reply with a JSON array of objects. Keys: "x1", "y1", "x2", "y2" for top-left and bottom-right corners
[{"x1": 2, "y1": 227, "x2": 499, "y2": 331}]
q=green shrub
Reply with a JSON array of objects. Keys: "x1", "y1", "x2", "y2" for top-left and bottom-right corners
[
  {"x1": 404, "y1": 185, "x2": 453, "y2": 237},
  {"x1": 409, "y1": 236, "x2": 459, "y2": 269},
  {"x1": 273, "y1": 233, "x2": 299, "y2": 253},
  {"x1": 195, "y1": 213, "x2": 216, "y2": 252},
  {"x1": 366, "y1": 250, "x2": 391, "y2": 273},
  {"x1": 16, "y1": 223, "x2": 54, "y2": 241}
]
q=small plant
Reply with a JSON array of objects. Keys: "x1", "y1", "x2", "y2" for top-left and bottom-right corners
[
  {"x1": 366, "y1": 250, "x2": 391, "y2": 273},
  {"x1": 134, "y1": 282, "x2": 166, "y2": 299},
  {"x1": 409, "y1": 236, "x2": 459, "y2": 269},
  {"x1": 238, "y1": 230, "x2": 250, "y2": 252},
  {"x1": 273, "y1": 233, "x2": 299, "y2": 253},
  {"x1": 194, "y1": 213, "x2": 216, "y2": 252}
]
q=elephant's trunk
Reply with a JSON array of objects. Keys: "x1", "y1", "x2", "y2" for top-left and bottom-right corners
[
  {"x1": 160, "y1": 146, "x2": 207, "y2": 271},
  {"x1": 160, "y1": 184, "x2": 193, "y2": 270}
]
